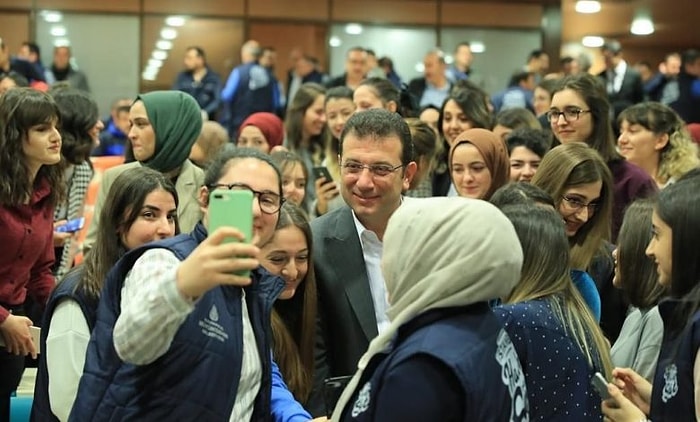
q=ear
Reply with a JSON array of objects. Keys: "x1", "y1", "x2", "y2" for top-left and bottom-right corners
[
  {"x1": 654, "y1": 133, "x2": 670, "y2": 151},
  {"x1": 402, "y1": 161, "x2": 418, "y2": 192},
  {"x1": 387, "y1": 101, "x2": 398, "y2": 113},
  {"x1": 198, "y1": 185, "x2": 209, "y2": 214}
]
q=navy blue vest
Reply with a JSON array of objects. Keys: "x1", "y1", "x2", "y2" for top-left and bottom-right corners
[
  {"x1": 31, "y1": 266, "x2": 99, "y2": 422},
  {"x1": 69, "y1": 223, "x2": 284, "y2": 421},
  {"x1": 650, "y1": 299, "x2": 700, "y2": 421},
  {"x1": 340, "y1": 304, "x2": 529, "y2": 421},
  {"x1": 227, "y1": 62, "x2": 276, "y2": 136}
]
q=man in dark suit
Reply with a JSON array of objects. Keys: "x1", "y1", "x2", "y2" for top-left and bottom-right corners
[
  {"x1": 286, "y1": 55, "x2": 325, "y2": 111},
  {"x1": 310, "y1": 109, "x2": 417, "y2": 415},
  {"x1": 598, "y1": 40, "x2": 644, "y2": 121}
]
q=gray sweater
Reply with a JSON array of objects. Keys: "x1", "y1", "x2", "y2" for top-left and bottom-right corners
[{"x1": 610, "y1": 306, "x2": 664, "y2": 381}]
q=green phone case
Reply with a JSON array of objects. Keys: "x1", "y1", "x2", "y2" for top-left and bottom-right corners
[{"x1": 208, "y1": 189, "x2": 254, "y2": 276}]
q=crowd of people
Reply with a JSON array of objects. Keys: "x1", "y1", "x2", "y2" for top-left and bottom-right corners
[{"x1": 1, "y1": 35, "x2": 700, "y2": 422}]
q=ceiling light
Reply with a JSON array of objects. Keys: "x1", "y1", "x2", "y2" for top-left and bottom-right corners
[
  {"x1": 631, "y1": 17, "x2": 654, "y2": 35},
  {"x1": 165, "y1": 16, "x2": 186, "y2": 27},
  {"x1": 160, "y1": 28, "x2": 177, "y2": 40},
  {"x1": 156, "y1": 40, "x2": 173, "y2": 50},
  {"x1": 344, "y1": 24, "x2": 363, "y2": 35},
  {"x1": 41, "y1": 11, "x2": 63, "y2": 23},
  {"x1": 575, "y1": 1, "x2": 601, "y2": 14},
  {"x1": 328, "y1": 36, "x2": 342, "y2": 48},
  {"x1": 50, "y1": 26, "x2": 67, "y2": 37},
  {"x1": 148, "y1": 58, "x2": 163, "y2": 68},
  {"x1": 152, "y1": 50, "x2": 168, "y2": 60},
  {"x1": 582, "y1": 36, "x2": 605, "y2": 48},
  {"x1": 142, "y1": 71, "x2": 158, "y2": 81},
  {"x1": 470, "y1": 42, "x2": 486, "y2": 53}
]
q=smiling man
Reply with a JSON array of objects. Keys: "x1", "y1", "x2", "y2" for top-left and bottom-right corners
[{"x1": 309, "y1": 109, "x2": 416, "y2": 416}]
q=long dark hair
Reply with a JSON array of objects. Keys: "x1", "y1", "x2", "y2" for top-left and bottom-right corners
[
  {"x1": 285, "y1": 83, "x2": 327, "y2": 165},
  {"x1": 0, "y1": 88, "x2": 64, "y2": 206},
  {"x1": 655, "y1": 170, "x2": 700, "y2": 336},
  {"x1": 75, "y1": 167, "x2": 179, "y2": 299},
  {"x1": 53, "y1": 88, "x2": 100, "y2": 165},
  {"x1": 616, "y1": 199, "x2": 667, "y2": 309},
  {"x1": 268, "y1": 202, "x2": 317, "y2": 404}
]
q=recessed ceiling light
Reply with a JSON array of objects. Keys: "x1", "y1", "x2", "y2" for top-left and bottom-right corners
[
  {"x1": 575, "y1": 0, "x2": 601, "y2": 14},
  {"x1": 345, "y1": 24, "x2": 363, "y2": 35},
  {"x1": 582, "y1": 36, "x2": 605, "y2": 48},
  {"x1": 470, "y1": 42, "x2": 486, "y2": 53},
  {"x1": 165, "y1": 16, "x2": 186, "y2": 27},
  {"x1": 631, "y1": 17, "x2": 654, "y2": 35}
]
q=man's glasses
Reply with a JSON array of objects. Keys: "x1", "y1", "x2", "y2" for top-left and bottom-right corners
[
  {"x1": 546, "y1": 108, "x2": 591, "y2": 123},
  {"x1": 208, "y1": 183, "x2": 284, "y2": 214},
  {"x1": 341, "y1": 162, "x2": 404, "y2": 177}
]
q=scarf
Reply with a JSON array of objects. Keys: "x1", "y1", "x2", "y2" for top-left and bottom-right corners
[
  {"x1": 332, "y1": 197, "x2": 524, "y2": 420},
  {"x1": 136, "y1": 90, "x2": 203, "y2": 173},
  {"x1": 450, "y1": 128, "x2": 510, "y2": 200}
]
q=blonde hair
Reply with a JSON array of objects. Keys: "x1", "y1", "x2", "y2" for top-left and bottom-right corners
[{"x1": 531, "y1": 142, "x2": 613, "y2": 270}]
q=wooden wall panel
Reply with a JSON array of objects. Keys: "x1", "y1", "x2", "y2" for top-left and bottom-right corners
[
  {"x1": 249, "y1": 22, "x2": 329, "y2": 84},
  {"x1": 249, "y1": 0, "x2": 328, "y2": 21},
  {"x1": 0, "y1": 0, "x2": 31, "y2": 10},
  {"x1": 441, "y1": 2, "x2": 542, "y2": 28},
  {"x1": 34, "y1": 0, "x2": 139, "y2": 13},
  {"x1": 332, "y1": 1, "x2": 438, "y2": 25},
  {"x1": 143, "y1": 0, "x2": 244, "y2": 17},
  {"x1": 0, "y1": 12, "x2": 30, "y2": 54}
]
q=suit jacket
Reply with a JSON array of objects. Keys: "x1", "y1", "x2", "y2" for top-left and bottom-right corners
[
  {"x1": 310, "y1": 205, "x2": 378, "y2": 407},
  {"x1": 598, "y1": 66, "x2": 644, "y2": 117},
  {"x1": 83, "y1": 159, "x2": 203, "y2": 252}
]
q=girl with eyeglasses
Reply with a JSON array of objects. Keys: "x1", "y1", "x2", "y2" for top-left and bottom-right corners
[
  {"x1": 70, "y1": 148, "x2": 317, "y2": 421},
  {"x1": 547, "y1": 74, "x2": 656, "y2": 241},
  {"x1": 532, "y1": 142, "x2": 628, "y2": 341}
]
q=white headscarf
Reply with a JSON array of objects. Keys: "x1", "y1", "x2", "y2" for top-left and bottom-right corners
[{"x1": 332, "y1": 197, "x2": 524, "y2": 420}]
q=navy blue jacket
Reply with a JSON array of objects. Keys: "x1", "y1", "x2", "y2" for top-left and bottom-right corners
[
  {"x1": 650, "y1": 299, "x2": 700, "y2": 421},
  {"x1": 220, "y1": 62, "x2": 276, "y2": 137},
  {"x1": 338, "y1": 304, "x2": 529, "y2": 422},
  {"x1": 173, "y1": 67, "x2": 223, "y2": 120},
  {"x1": 69, "y1": 223, "x2": 286, "y2": 421},
  {"x1": 31, "y1": 266, "x2": 98, "y2": 422}
]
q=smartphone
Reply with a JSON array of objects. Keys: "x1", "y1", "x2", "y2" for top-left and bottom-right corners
[
  {"x1": 313, "y1": 166, "x2": 333, "y2": 183},
  {"x1": 208, "y1": 189, "x2": 254, "y2": 277},
  {"x1": 591, "y1": 372, "x2": 612, "y2": 400},
  {"x1": 323, "y1": 375, "x2": 353, "y2": 417},
  {"x1": 55, "y1": 217, "x2": 85, "y2": 233}
]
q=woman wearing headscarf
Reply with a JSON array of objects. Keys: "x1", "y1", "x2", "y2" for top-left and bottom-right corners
[
  {"x1": 332, "y1": 197, "x2": 529, "y2": 421},
  {"x1": 450, "y1": 128, "x2": 510, "y2": 201},
  {"x1": 236, "y1": 111, "x2": 285, "y2": 154},
  {"x1": 83, "y1": 91, "x2": 204, "y2": 252}
]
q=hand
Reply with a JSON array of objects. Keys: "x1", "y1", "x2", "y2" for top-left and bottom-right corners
[
  {"x1": 314, "y1": 177, "x2": 339, "y2": 216},
  {"x1": 53, "y1": 220, "x2": 73, "y2": 247},
  {"x1": 602, "y1": 382, "x2": 646, "y2": 422},
  {"x1": 0, "y1": 314, "x2": 37, "y2": 359},
  {"x1": 176, "y1": 227, "x2": 260, "y2": 299},
  {"x1": 612, "y1": 367, "x2": 652, "y2": 415}
]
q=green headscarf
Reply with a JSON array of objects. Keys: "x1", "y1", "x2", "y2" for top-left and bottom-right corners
[{"x1": 136, "y1": 91, "x2": 203, "y2": 173}]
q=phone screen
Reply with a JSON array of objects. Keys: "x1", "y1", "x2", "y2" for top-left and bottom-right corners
[{"x1": 56, "y1": 217, "x2": 85, "y2": 233}]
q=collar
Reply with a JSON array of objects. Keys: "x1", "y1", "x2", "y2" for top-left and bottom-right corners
[{"x1": 350, "y1": 196, "x2": 406, "y2": 241}]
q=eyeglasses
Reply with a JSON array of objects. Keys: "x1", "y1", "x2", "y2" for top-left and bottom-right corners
[
  {"x1": 561, "y1": 195, "x2": 600, "y2": 215},
  {"x1": 546, "y1": 108, "x2": 591, "y2": 123},
  {"x1": 208, "y1": 183, "x2": 284, "y2": 214},
  {"x1": 341, "y1": 161, "x2": 404, "y2": 177}
]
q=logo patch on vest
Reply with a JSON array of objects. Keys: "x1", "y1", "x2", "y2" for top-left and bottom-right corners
[
  {"x1": 662, "y1": 363, "x2": 679, "y2": 403},
  {"x1": 351, "y1": 381, "x2": 371, "y2": 417},
  {"x1": 495, "y1": 329, "x2": 530, "y2": 422},
  {"x1": 198, "y1": 304, "x2": 228, "y2": 342}
]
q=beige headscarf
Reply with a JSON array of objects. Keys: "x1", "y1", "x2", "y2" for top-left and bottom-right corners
[{"x1": 332, "y1": 197, "x2": 524, "y2": 420}]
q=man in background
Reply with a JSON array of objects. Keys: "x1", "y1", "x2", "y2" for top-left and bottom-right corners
[
  {"x1": 173, "y1": 46, "x2": 222, "y2": 120},
  {"x1": 45, "y1": 45, "x2": 90, "y2": 92}
]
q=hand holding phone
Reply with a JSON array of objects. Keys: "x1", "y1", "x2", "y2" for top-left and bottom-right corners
[
  {"x1": 591, "y1": 372, "x2": 612, "y2": 400},
  {"x1": 313, "y1": 166, "x2": 334, "y2": 184}
]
